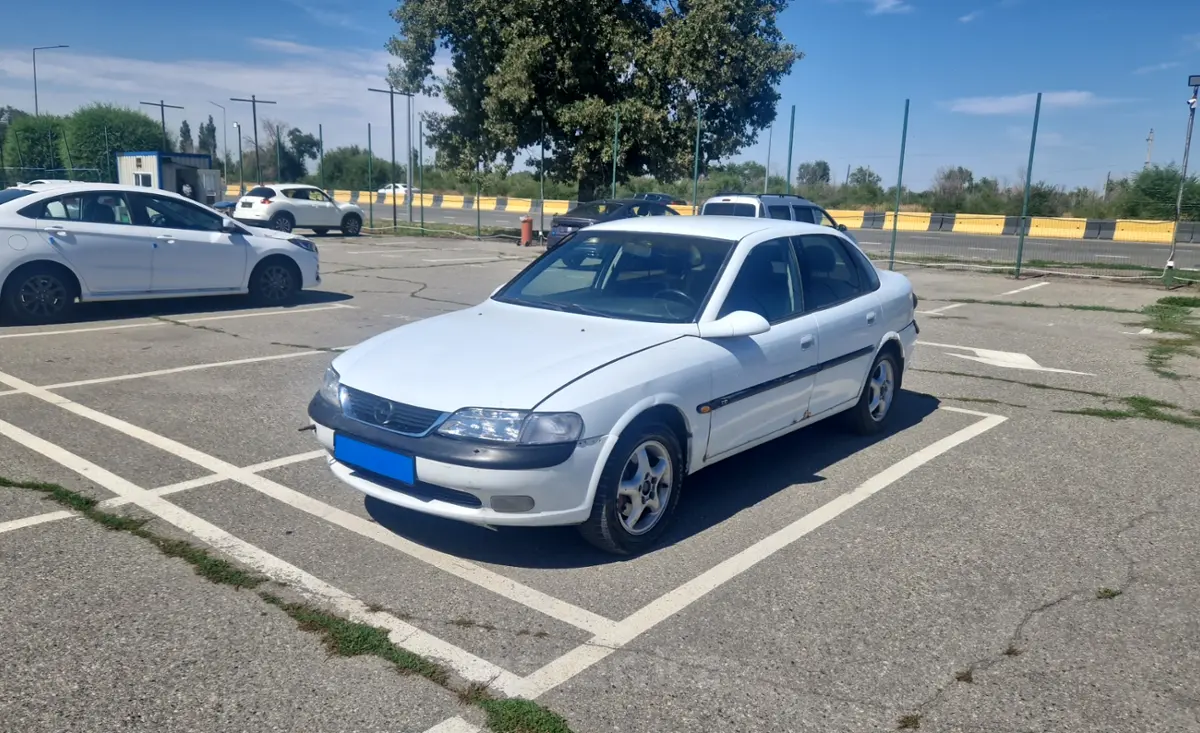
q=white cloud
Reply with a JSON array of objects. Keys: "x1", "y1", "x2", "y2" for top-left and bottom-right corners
[
  {"x1": 959, "y1": 10, "x2": 982, "y2": 22},
  {"x1": 1133, "y1": 61, "x2": 1180, "y2": 75},
  {"x1": 0, "y1": 42, "x2": 453, "y2": 157},
  {"x1": 867, "y1": 0, "x2": 913, "y2": 14},
  {"x1": 946, "y1": 90, "x2": 1111, "y2": 115},
  {"x1": 281, "y1": 0, "x2": 371, "y2": 33}
]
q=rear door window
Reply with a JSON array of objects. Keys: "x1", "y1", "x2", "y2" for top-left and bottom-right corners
[
  {"x1": 791, "y1": 205, "x2": 817, "y2": 224},
  {"x1": 703, "y1": 202, "x2": 757, "y2": 217},
  {"x1": 767, "y1": 205, "x2": 792, "y2": 220}
]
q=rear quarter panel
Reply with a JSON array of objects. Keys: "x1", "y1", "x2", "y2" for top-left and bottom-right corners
[{"x1": 876, "y1": 270, "x2": 915, "y2": 333}]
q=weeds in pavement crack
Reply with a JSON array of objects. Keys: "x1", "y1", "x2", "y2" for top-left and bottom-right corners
[
  {"x1": 915, "y1": 369, "x2": 1109, "y2": 398},
  {"x1": 954, "y1": 669, "x2": 973, "y2": 683},
  {"x1": 1054, "y1": 395, "x2": 1200, "y2": 431},
  {"x1": 1096, "y1": 587, "x2": 1123, "y2": 600},
  {"x1": 897, "y1": 713, "x2": 921, "y2": 729},
  {"x1": 1137, "y1": 299, "x2": 1200, "y2": 380}
]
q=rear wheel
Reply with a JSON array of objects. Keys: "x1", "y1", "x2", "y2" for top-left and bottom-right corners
[
  {"x1": 248, "y1": 258, "x2": 301, "y2": 306},
  {"x1": 341, "y1": 214, "x2": 362, "y2": 236},
  {"x1": 1, "y1": 264, "x2": 78, "y2": 325},
  {"x1": 578, "y1": 419, "x2": 684, "y2": 555},
  {"x1": 846, "y1": 349, "x2": 900, "y2": 436},
  {"x1": 269, "y1": 212, "x2": 294, "y2": 233}
]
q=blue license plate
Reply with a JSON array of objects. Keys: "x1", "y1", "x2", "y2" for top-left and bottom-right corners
[{"x1": 334, "y1": 434, "x2": 415, "y2": 485}]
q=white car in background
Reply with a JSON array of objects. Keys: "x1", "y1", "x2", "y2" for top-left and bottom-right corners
[
  {"x1": 10, "y1": 179, "x2": 88, "y2": 190},
  {"x1": 377, "y1": 183, "x2": 419, "y2": 196},
  {"x1": 0, "y1": 184, "x2": 321, "y2": 325},
  {"x1": 308, "y1": 216, "x2": 918, "y2": 554},
  {"x1": 233, "y1": 184, "x2": 364, "y2": 236}
]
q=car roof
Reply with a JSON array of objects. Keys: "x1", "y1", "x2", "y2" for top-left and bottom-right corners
[
  {"x1": 703, "y1": 193, "x2": 818, "y2": 207},
  {"x1": 582, "y1": 214, "x2": 832, "y2": 240},
  {"x1": 3, "y1": 182, "x2": 173, "y2": 196}
]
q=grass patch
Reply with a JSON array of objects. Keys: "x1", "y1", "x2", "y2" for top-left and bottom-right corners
[
  {"x1": 450, "y1": 616, "x2": 497, "y2": 631},
  {"x1": 1138, "y1": 299, "x2": 1200, "y2": 379},
  {"x1": 1055, "y1": 395, "x2": 1200, "y2": 430},
  {"x1": 1096, "y1": 587, "x2": 1123, "y2": 600},
  {"x1": 954, "y1": 669, "x2": 974, "y2": 683},
  {"x1": 897, "y1": 713, "x2": 922, "y2": 729},
  {"x1": 260, "y1": 593, "x2": 451, "y2": 684},
  {"x1": 1159, "y1": 295, "x2": 1200, "y2": 308},
  {"x1": 458, "y1": 681, "x2": 497, "y2": 705},
  {"x1": 479, "y1": 698, "x2": 575, "y2": 733},
  {"x1": 1003, "y1": 644, "x2": 1022, "y2": 657},
  {"x1": 948, "y1": 299, "x2": 1137, "y2": 313}
]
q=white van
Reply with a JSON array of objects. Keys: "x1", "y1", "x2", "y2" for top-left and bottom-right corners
[{"x1": 700, "y1": 193, "x2": 858, "y2": 243}]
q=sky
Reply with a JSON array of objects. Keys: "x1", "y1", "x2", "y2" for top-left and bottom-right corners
[{"x1": 1, "y1": 0, "x2": 1198, "y2": 192}]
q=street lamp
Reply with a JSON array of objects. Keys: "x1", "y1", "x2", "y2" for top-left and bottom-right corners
[
  {"x1": 210, "y1": 101, "x2": 228, "y2": 183},
  {"x1": 32, "y1": 45, "x2": 69, "y2": 116},
  {"x1": 1176, "y1": 76, "x2": 1200, "y2": 224}
]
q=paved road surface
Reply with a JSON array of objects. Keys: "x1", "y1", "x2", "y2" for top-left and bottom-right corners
[{"x1": 366, "y1": 207, "x2": 1199, "y2": 270}]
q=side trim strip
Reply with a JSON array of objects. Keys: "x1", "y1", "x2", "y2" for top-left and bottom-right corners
[{"x1": 697, "y1": 345, "x2": 875, "y2": 414}]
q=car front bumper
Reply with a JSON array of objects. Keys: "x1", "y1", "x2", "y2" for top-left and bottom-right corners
[{"x1": 307, "y1": 394, "x2": 603, "y2": 527}]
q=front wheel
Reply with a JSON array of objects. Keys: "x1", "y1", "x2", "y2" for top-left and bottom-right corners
[
  {"x1": 846, "y1": 350, "x2": 900, "y2": 436},
  {"x1": 341, "y1": 214, "x2": 362, "y2": 236},
  {"x1": 578, "y1": 419, "x2": 684, "y2": 555},
  {"x1": 1, "y1": 265, "x2": 77, "y2": 325},
  {"x1": 248, "y1": 259, "x2": 301, "y2": 306}
]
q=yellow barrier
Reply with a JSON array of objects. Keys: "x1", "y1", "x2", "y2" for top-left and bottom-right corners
[
  {"x1": 827, "y1": 210, "x2": 864, "y2": 228},
  {"x1": 883, "y1": 212, "x2": 932, "y2": 232},
  {"x1": 543, "y1": 200, "x2": 572, "y2": 215},
  {"x1": 669, "y1": 206, "x2": 696, "y2": 216},
  {"x1": 477, "y1": 196, "x2": 499, "y2": 211},
  {"x1": 1029, "y1": 217, "x2": 1086, "y2": 239},
  {"x1": 505, "y1": 198, "x2": 533, "y2": 214},
  {"x1": 332, "y1": 190, "x2": 353, "y2": 203},
  {"x1": 441, "y1": 194, "x2": 464, "y2": 209},
  {"x1": 1114, "y1": 220, "x2": 1175, "y2": 244},
  {"x1": 952, "y1": 214, "x2": 1005, "y2": 235}
]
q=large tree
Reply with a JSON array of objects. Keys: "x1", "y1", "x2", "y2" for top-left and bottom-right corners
[
  {"x1": 388, "y1": 0, "x2": 799, "y2": 200},
  {"x1": 64, "y1": 104, "x2": 163, "y2": 180}
]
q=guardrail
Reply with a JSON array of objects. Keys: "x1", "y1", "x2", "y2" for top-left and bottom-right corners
[{"x1": 222, "y1": 187, "x2": 1196, "y2": 244}]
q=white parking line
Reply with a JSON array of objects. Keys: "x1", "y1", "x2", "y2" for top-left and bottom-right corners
[
  {"x1": 422, "y1": 257, "x2": 504, "y2": 264},
  {"x1": 0, "y1": 367, "x2": 616, "y2": 637},
  {"x1": 918, "y1": 303, "x2": 965, "y2": 316},
  {"x1": 0, "y1": 303, "x2": 355, "y2": 341},
  {"x1": 511, "y1": 406, "x2": 1008, "y2": 700},
  {"x1": 0, "y1": 450, "x2": 328, "y2": 537},
  {"x1": 1096, "y1": 255, "x2": 1130, "y2": 260},
  {"x1": 998, "y1": 282, "x2": 1049, "y2": 296},
  {"x1": 421, "y1": 718, "x2": 482, "y2": 733},
  {"x1": 0, "y1": 415, "x2": 522, "y2": 694}
]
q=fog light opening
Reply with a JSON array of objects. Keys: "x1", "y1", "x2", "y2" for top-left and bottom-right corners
[{"x1": 491, "y1": 495, "x2": 535, "y2": 513}]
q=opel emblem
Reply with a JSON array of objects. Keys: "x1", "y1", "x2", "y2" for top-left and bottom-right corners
[{"x1": 372, "y1": 401, "x2": 394, "y2": 425}]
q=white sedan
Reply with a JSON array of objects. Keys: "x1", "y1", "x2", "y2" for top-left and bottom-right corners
[
  {"x1": 233, "y1": 184, "x2": 364, "y2": 236},
  {"x1": 307, "y1": 216, "x2": 918, "y2": 554},
  {"x1": 0, "y1": 184, "x2": 321, "y2": 325}
]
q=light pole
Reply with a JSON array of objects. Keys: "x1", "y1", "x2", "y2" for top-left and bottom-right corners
[
  {"x1": 209, "y1": 101, "x2": 227, "y2": 183},
  {"x1": 233, "y1": 122, "x2": 244, "y2": 194},
  {"x1": 140, "y1": 99, "x2": 183, "y2": 152},
  {"x1": 32, "y1": 45, "x2": 68, "y2": 116},
  {"x1": 230, "y1": 94, "x2": 277, "y2": 185},
  {"x1": 1168, "y1": 75, "x2": 1200, "y2": 276}
]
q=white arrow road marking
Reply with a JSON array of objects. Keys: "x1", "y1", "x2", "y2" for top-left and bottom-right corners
[{"x1": 919, "y1": 341, "x2": 1095, "y2": 375}]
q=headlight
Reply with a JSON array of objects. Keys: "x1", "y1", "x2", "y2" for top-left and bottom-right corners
[
  {"x1": 289, "y1": 236, "x2": 317, "y2": 252},
  {"x1": 437, "y1": 408, "x2": 584, "y2": 445},
  {"x1": 319, "y1": 367, "x2": 341, "y2": 404}
]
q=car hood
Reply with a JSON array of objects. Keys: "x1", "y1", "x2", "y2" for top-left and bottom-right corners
[{"x1": 332, "y1": 300, "x2": 695, "y2": 411}]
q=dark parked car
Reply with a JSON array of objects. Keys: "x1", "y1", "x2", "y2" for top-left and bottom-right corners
[
  {"x1": 547, "y1": 199, "x2": 679, "y2": 249},
  {"x1": 632, "y1": 192, "x2": 687, "y2": 205}
]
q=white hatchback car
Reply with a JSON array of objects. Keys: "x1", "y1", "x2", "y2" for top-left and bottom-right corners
[
  {"x1": 0, "y1": 184, "x2": 321, "y2": 325},
  {"x1": 308, "y1": 216, "x2": 918, "y2": 554},
  {"x1": 233, "y1": 184, "x2": 364, "y2": 236}
]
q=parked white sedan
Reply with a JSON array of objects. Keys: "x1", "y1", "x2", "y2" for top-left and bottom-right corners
[
  {"x1": 0, "y1": 184, "x2": 321, "y2": 325},
  {"x1": 233, "y1": 184, "x2": 364, "y2": 236},
  {"x1": 308, "y1": 217, "x2": 918, "y2": 554}
]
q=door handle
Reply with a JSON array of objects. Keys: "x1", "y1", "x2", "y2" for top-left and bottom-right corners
[
  {"x1": 43, "y1": 226, "x2": 68, "y2": 234},
  {"x1": 866, "y1": 311, "x2": 877, "y2": 325},
  {"x1": 156, "y1": 235, "x2": 176, "y2": 243},
  {"x1": 800, "y1": 334, "x2": 815, "y2": 350}
]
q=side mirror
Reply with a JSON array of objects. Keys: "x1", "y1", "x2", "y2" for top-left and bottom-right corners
[
  {"x1": 837, "y1": 223, "x2": 848, "y2": 232},
  {"x1": 697, "y1": 310, "x2": 771, "y2": 339},
  {"x1": 221, "y1": 218, "x2": 241, "y2": 233}
]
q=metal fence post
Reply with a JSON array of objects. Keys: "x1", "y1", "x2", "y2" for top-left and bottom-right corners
[
  {"x1": 763, "y1": 124, "x2": 772, "y2": 194},
  {"x1": 1014, "y1": 92, "x2": 1043, "y2": 279},
  {"x1": 367, "y1": 123, "x2": 374, "y2": 228},
  {"x1": 692, "y1": 105, "x2": 702, "y2": 214},
  {"x1": 318, "y1": 123, "x2": 324, "y2": 193},
  {"x1": 418, "y1": 117, "x2": 425, "y2": 235},
  {"x1": 476, "y1": 160, "x2": 482, "y2": 239},
  {"x1": 889, "y1": 99, "x2": 910, "y2": 271},
  {"x1": 611, "y1": 109, "x2": 620, "y2": 198},
  {"x1": 784, "y1": 105, "x2": 796, "y2": 195}
]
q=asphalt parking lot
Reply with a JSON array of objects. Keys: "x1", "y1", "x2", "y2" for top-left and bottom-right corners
[{"x1": 2, "y1": 235, "x2": 1198, "y2": 733}]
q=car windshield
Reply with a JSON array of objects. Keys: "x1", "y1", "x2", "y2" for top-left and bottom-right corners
[
  {"x1": 0, "y1": 188, "x2": 35, "y2": 206},
  {"x1": 565, "y1": 202, "x2": 620, "y2": 219},
  {"x1": 703, "y1": 202, "x2": 757, "y2": 217},
  {"x1": 494, "y1": 231, "x2": 735, "y2": 323}
]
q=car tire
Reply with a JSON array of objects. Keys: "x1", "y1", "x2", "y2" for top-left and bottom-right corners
[
  {"x1": 269, "y1": 212, "x2": 294, "y2": 233},
  {"x1": 312, "y1": 228, "x2": 329, "y2": 236},
  {"x1": 341, "y1": 214, "x2": 362, "y2": 236},
  {"x1": 578, "y1": 418, "x2": 685, "y2": 555},
  {"x1": 845, "y1": 348, "x2": 901, "y2": 436},
  {"x1": 247, "y1": 257, "x2": 301, "y2": 306},
  {"x1": 1, "y1": 263, "x2": 78, "y2": 326}
]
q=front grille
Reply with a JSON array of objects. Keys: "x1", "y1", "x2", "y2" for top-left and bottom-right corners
[{"x1": 341, "y1": 386, "x2": 444, "y2": 436}]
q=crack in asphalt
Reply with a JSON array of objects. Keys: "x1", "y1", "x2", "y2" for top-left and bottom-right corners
[
  {"x1": 333, "y1": 271, "x2": 477, "y2": 307},
  {"x1": 152, "y1": 316, "x2": 342, "y2": 355}
]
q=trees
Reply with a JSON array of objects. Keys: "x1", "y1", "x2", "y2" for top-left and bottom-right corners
[
  {"x1": 316, "y1": 146, "x2": 394, "y2": 191},
  {"x1": 797, "y1": 160, "x2": 831, "y2": 186},
  {"x1": 179, "y1": 120, "x2": 194, "y2": 153},
  {"x1": 64, "y1": 104, "x2": 163, "y2": 180},
  {"x1": 388, "y1": 0, "x2": 800, "y2": 200}
]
